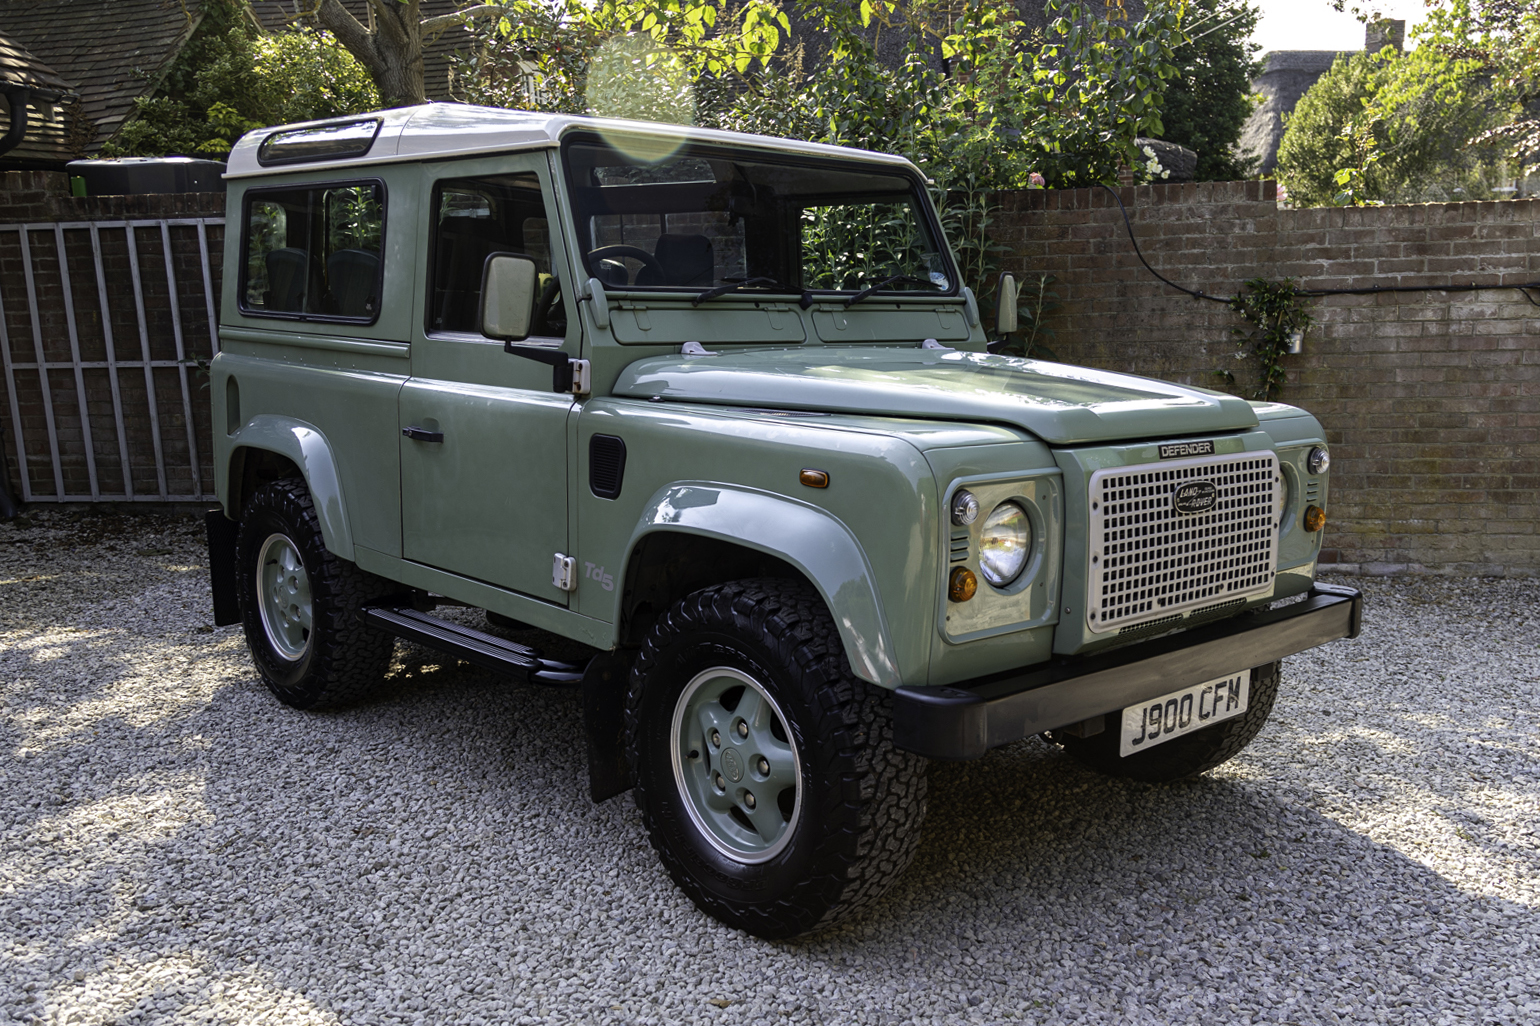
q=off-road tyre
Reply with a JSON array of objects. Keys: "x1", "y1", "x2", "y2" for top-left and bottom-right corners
[
  {"x1": 1051, "y1": 660, "x2": 1282, "y2": 783},
  {"x1": 236, "y1": 478, "x2": 395, "y2": 710},
  {"x1": 625, "y1": 579, "x2": 928, "y2": 939}
]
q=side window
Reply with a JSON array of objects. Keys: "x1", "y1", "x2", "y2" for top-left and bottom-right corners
[
  {"x1": 428, "y1": 172, "x2": 564, "y2": 337},
  {"x1": 241, "y1": 181, "x2": 385, "y2": 321}
]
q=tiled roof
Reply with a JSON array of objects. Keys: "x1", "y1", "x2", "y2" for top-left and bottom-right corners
[
  {"x1": 0, "y1": 29, "x2": 86, "y2": 168},
  {"x1": 0, "y1": 30, "x2": 74, "y2": 94},
  {"x1": 0, "y1": 0, "x2": 206, "y2": 152},
  {"x1": 249, "y1": 0, "x2": 471, "y2": 102}
]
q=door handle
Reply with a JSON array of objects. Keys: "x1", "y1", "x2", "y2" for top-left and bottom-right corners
[{"x1": 402, "y1": 426, "x2": 444, "y2": 443}]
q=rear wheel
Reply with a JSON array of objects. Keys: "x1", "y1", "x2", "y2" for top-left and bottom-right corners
[
  {"x1": 626, "y1": 579, "x2": 927, "y2": 939},
  {"x1": 1051, "y1": 661, "x2": 1282, "y2": 783},
  {"x1": 236, "y1": 478, "x2": 395, "y2": 709}
]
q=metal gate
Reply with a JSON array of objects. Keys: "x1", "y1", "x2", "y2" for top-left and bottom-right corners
[{"x1": 0, "y1": 217, "x2": 223, "y2": 502}]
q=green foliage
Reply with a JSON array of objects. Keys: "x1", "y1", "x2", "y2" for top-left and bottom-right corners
[
  {"x1": 1445, "y1": 0, "x2": 1540, "y2": 175},
  {"x1": 1228, "y1": 277, "x2": 1312, "y2": 402},
  {"x1": 800, "y1": 200, "x2": 940, "y2": 290},
  {"x1": 104, "y1": 1, "x2": 378, "y2": 160},
  {"x1": 1155, "y1": 0, "x2": 1262, "y2": 181},
  {"x1": 720, "y1": 0, "x2": 1185, "y2": 324},
  {"x1": 455, "y1": 0, "x2": 1186, "y2": 338},
  {"x1": 451, "y1": 0, "x2": 790, "y2": 118},
  {"x1": 1277, "y1": 2, "x2": 1523, "y2": 207},
  {"x1": 749, "y1": 0, "x2": 1186, "y2": 192}
]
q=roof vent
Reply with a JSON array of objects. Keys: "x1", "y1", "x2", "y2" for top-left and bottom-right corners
[{"x1": 258, "y1": 118, "x2": 381, "y2": 166}]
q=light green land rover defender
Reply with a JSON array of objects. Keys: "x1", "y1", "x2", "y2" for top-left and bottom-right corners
[{"x1": 205, "y1": 106, "x2": 1361, "y2": 939}]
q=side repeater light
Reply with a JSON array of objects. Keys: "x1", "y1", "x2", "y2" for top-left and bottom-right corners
[
  {"x1": 799, "y1": 469, "x2": 829, "y2": 488},
  {"x1": 1304, "y1": 505, "x2": 1326, "y2": 532},
  {"x1": 949, "y1": 567, "x2": 978, "y2": 602}
]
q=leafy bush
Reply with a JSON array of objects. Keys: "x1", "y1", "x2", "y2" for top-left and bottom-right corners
[
  {"x1": 1277, "y1": 3, "x2": 1521, "y2": 206},
  {"x1": 716, "y1": 0, "x2": 1185, "y2": 319},
  {"x1": 1156, "y1": 0, "x2": 1263, "y2": 181},
  {"x1": 105, "y1": 2, "x2": 378, "y2": 160}
]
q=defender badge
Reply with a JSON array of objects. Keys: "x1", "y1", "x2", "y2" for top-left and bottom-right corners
[
  {"x1": 1173, "y1": 480, "x2": 1218, "y2": 515},
  {"x1": 1160, "y1": 440, "x2": 1215, "y2": 459}
]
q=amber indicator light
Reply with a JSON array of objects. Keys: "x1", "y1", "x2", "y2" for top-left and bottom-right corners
[
  {"x1": 799, "y1": 469, "x2": 829, "y2": 488},
  {"x1": 948, "y1": 567, "x2": 978, "y2": 602},
  {"x1": 1303, "y1": 504, "x2": 1326, "y2": 532}
]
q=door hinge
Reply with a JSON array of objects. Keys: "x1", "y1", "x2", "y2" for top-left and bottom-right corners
[
  {"x1": 553, "y1": 553, "x2": 578, "y2": 592},
  {"x1": 565, "y1": 358, "x2": 592, "y2": 395}
]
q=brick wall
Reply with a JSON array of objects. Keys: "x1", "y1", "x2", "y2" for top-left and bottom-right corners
[
  {"x1": 6, "y1": 171, "x2": 1537, "y2": 572},
  {"x1": 994, "y1": 183, "x2": 1540, "y2": 574},
  {"x1": 0, "y1": 171, "x2": 223, "y2": 502}
]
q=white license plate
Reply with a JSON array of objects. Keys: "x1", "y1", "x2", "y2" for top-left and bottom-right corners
[{"x1": 1119, "y1": 671, "x2": 1250, "y2": 757}]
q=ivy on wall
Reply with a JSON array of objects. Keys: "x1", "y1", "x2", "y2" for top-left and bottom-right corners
[{"x1": 1226, "y1": 278, "x2": 1314, "y2": 402}]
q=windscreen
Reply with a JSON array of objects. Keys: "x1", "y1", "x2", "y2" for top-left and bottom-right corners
[{"x1": 563, "y1": 135, "x2": 955, "y2": 297}]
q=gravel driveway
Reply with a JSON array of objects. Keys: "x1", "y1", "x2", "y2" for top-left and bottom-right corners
[{"x1": 2, "y1": 510, "x2": 1536, "y2": 1026}]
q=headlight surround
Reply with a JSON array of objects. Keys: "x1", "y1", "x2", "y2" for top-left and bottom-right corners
[{"x1": 978, "y1": 501, "x2": 1031, "y2": 587}]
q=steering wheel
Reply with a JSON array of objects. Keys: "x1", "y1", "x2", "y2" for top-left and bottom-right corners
[
  {"x1": 530, "y1": 276, "x2": 564, "y2": 336},
  {"x1": 588, "y1": 244, "x2": 664, "y2": 286}
]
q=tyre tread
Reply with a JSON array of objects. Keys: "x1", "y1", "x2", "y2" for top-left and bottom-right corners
[
  {"x1": 237, "y1": 478, "x2": 395, "y2": 709},
  {"x1": 625, "y1": 578, "x2": 927, "y2": 938}
]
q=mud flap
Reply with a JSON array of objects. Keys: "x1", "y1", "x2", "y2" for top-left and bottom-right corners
[
  {"x1": 205, "y1": 508, "x2": 241, "y2": 626},
  {"x1": 582, "y1": 649, "x2": 636, "y2": 802}
]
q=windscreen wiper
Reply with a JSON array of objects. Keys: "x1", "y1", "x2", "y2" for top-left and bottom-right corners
[
  {"x1": 691, "y1": 276, "x2": 809, "y2": 307},
  {"x1": 843, "y1": 274, "x2": 943, "y2": 307}
]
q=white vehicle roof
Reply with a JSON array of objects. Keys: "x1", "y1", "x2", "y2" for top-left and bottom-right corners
[{"x1": 223, "y1": 104, "x2": 917, "y2": 179}]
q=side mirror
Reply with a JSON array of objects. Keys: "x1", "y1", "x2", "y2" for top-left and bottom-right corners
[
  {"x1": 995, "y1": 272, "x2": 1019, "y2": 336},
  {"x1": 480, "y1": 252, "x2": 539, "y2": 342}
]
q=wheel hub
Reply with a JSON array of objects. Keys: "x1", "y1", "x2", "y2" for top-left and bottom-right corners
[
  {"x1": 256, "y1": 533, "x2": 313, "y2": 662},
  {"x1": 670, "y1": 666, "x2": 801, "y2": 864},
  {"x1": 719, "y1": 747, "x2": 743, "y2": 782}
]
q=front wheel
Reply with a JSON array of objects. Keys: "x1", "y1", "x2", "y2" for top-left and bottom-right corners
[
  {"x1": 1050, "y1": 661, "x2": 1283, "y2": 783},
  {"x1": 626, "y1": 579, "x2": 927, "y2": 939}
]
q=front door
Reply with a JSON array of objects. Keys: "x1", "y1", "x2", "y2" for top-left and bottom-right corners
[{"x1": 399, "y1": 155, "x2": 577, "y2": 603}]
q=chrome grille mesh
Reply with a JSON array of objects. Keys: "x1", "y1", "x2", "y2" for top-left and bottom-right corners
[{"x1": 1088, "y1": 452, "x2": 1279, "y2": 631}]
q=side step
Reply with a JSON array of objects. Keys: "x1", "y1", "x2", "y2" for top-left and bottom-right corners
[{"x1": 363, "y1": 606, "x2": 587, "y2": 685}]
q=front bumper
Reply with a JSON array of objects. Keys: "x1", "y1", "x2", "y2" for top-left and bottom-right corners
[{"x1": 895, "y1": 583, "x2": 1362, "y2": 760}]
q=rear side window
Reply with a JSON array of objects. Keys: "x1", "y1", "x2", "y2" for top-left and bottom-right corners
[{"x1": 240, "y1": 181, "x2": 385, "y2": 322}]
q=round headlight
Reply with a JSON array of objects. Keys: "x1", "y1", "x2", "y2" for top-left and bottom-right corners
[
  {"x1": 978, "y1": 502, "x2": 1031, "y2": 587},
  {"x1": 1307, "y1": 446, "x2": 1330, "y2": 474}
]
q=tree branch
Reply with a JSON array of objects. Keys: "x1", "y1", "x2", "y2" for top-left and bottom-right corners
[
  {"x1": 315, "y1": 0, "x2": 387, "y2": 79},
  {"x1": 421, "y1": 5, "x2": 507, "y2": 34},
  {"x1": 370, "y1": 0, "x2": 415, "y2": 49}
]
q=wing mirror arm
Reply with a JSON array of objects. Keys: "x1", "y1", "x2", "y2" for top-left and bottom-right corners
[
  {"x1": 482, "y1": 251, "x2": 590, "y2": 395},
  {"x1": 503, "y1": 342, "x2": 591, "y2": 395}
]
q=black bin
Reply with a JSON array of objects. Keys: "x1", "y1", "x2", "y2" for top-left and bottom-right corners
[{"x1": 66, "y1": 157, "x2": 227, "y2": 195}]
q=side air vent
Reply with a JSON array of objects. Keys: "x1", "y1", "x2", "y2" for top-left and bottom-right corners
[
  {"x1": 949, "y1": 529, "x2": 970, "y2": 564},
  {"x1": 590, "y1": 434, "x2": 627, "y2": 499}
]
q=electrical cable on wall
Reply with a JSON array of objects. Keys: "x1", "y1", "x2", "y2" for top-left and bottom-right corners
[{"x1": 1098, "y1": 184, "x2": 1540, "y2": 309}]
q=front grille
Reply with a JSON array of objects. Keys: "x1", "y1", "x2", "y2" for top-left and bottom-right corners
[{"x1": 1088, "y1": 452, "x2": 1278, "y2": 631}]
